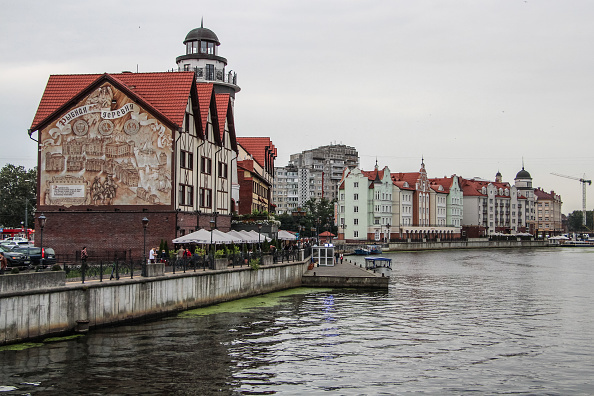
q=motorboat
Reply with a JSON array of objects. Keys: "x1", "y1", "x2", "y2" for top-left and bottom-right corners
[{"x1": 354, "y1": 245, "x2": 382, "y2": 255}]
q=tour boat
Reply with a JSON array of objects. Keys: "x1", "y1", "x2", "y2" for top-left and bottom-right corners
[{"x1": 364, "y1": 256, "x2": 392, "y2": 277}]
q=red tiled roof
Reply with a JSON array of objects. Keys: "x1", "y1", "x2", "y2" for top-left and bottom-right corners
[
  {"x1": 236, "y1": 137, "x2": 276, "y2": 169},
  {"x1": 31, "y1": 72, "x2": 197, "y2": 131},
  {"x1": 535, "y1": 188, "x2": 558, "y2": 200},
  {"x1": 459, "y1": 178, "x2": 513, "y2": 198},
  {"x1": 392, "y1": 180, "x2": 415, "y2": 191},
  {"x1": 429, "y1": 177, "x2": 452, "y2": 194},
  {"x1": 195, "y1": 83, "x2": 214, "y2": 135},
  {"x1": 361, "y1": 168, "x2": 385, "y2": 181},
  {"x1": 215, "y1": 93, "x2": 230, "y2": 140},
  {"x1": 215, "y1": 93, "x2": 238, "y2": 152}
]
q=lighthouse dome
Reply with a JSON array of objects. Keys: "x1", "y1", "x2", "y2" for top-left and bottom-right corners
[{"x1": 184, "y1": 27, "x2": 220, "y2": 45}]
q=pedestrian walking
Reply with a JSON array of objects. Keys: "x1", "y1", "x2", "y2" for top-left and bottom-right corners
[
  {"x1": 340, "y1": 253, "x2": 344, "y2": 264},
  {"x1": 0, "y1": 252, "x2": 8, "y2": 274},
  {"x1": 149, "y1": 247, "x2": 156, "y2": 263},
  {"x1": 81, "y1": 247, "x2": 88, "y2": 266}
]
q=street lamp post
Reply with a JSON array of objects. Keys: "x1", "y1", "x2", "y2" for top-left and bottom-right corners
[
  {"x1": 38, "y1": 214, "x2": 46, "y2": 267},
  {"x1": 209, "y1": 219, "x2": 215, "y2": 269},
  {"x1": 142, "y1": 217, "x2": 149, "y2": 276},
  {"x1": 257, "y1": 222, "x2": 263, "y2": 253},
  {"x1": 194, "y1": 210, "x2": 201, "y2": 231},
  {"x1": 23, "y1": 179, "x2": 31, "y2": 240}
]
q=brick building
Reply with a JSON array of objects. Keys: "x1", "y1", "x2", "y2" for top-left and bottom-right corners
[
  {"x1": 29, "y1": 72, "x2": 237, "y2": 259},
  {"x1": 236, "y1": 137, "x2": 276, "y2": 215}
]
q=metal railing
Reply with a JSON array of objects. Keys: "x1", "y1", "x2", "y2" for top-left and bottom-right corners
[{"x1": 62, "y1": 247, "x2": 312, "y2": 283}]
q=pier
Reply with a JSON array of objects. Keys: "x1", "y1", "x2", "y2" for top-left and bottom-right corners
[{"x1": 302, "y1": 261, "x2": 389, "y2": 289}]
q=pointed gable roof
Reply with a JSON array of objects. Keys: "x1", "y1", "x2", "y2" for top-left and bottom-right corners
[
  {"x1": 215, "y1": 93, "x2": 238, "y2": 152},
  {"x1": 195, "y1": 83, "x2": 213, "y2": 134},
  {"x1": 30, "y1": 72, "x2": 197, "y2": 132},
  {"x1": 195, "y1": 83, "x2": 222, "y2": 146}
]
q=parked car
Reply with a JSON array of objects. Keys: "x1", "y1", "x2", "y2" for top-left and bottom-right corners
[
  {"x1": 0, "y1": 246, "x2": 29, "y2": 270},
  {"x1": 12, "y1": 247, "x2": 56, "y2": 267},
  {"x1": 1, "y1": 240, "x2": 33, "y2": 250}
]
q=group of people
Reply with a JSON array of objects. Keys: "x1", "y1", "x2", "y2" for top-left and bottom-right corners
[
  {"x1": 334, "y1": 251, "x2": 344, "y2": 264},
  {"x1": 148, "y1": 248, "x2": 170, "y2": 264}
]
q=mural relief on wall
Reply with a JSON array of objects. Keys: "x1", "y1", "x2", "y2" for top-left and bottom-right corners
[{"x1": 40, "y1": 83, "x2": 173, "y2": 207}]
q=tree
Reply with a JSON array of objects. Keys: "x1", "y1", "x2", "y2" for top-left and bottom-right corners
[
  {"x1": 567, "y1": 210, "x2": 593, "y2": 232},
  {"x1": 274, "y1": 198, "x2": 337, "y2": 237},
  {"x1": 0, "y1": 164, "x2": 37, "y2": 229},
  {"x1": 304, "y1": 198, "x2": 337, "y2": 237}
]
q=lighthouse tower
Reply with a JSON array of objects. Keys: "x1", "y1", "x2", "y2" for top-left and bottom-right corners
[{"x1": 176, "y1": 22, "x2": 240, "y2": 102}]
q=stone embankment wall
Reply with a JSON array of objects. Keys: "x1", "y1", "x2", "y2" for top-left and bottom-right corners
[
  {"x1": 0, "y1": 261, "x2": 309, "y2": 346},
  {"x1": 385, "y1": 240, "x2": 547, "y2": 251},
  {"x1": 335, "y1": 239, "x2": 548, "y2": 253}
]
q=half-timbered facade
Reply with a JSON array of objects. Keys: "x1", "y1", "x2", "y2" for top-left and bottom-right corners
[{"x1": 29, "y1": 72, "x2": 237, "y2": 257}]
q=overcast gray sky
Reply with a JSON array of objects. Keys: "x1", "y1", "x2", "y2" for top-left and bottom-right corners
[{"x1": 1, "y1": 0, "x2": 593, "y2": 213}]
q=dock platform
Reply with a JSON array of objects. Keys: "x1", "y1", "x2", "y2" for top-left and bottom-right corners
[{"x1": 301, "y1": 261, "x2": 389, "y2": 289}]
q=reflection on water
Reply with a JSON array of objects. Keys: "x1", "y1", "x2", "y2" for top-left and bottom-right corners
[{"x1": 1, "y1": 248, "x2": 594, "y2": 394}]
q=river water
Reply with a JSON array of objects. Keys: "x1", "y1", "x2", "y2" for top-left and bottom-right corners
[{"x1": 1, "y1": 248, "x2": 594, "y2": 395}]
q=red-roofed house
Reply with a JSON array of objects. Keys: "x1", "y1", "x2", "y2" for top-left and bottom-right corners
[
  {"x1": 236, "y1": 137, "x2": 277, "y2": 215},
  {"x1": 337, "y1": 160, "x2": 461, "y2": 242},
  {"x1": 534, "y1": 188, "x2": 563, "y2": 237},
  {"x1": 29, "y1": 71, "x2": 237, "y2": 258},
  {"x1": 459, "y1": 170, "x2": 533, "y2": 237},
  {"x1": 429, "y1": 176, "x2": 463, "y2": 230}
]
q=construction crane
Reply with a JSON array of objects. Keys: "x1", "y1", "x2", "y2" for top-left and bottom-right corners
[{"x1": 551, "y1": 173, "x2": 592, "y2": 226}]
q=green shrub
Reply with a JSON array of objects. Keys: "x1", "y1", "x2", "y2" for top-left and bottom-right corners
[
  {"x1": 10, "y1": 268, "x2": 19, "y2": 274},
  {"x1": 194, "y1": 247, "x2": 206, "y2": 256},
  {"x1": 249, "y1": 258, "x2": 260, "y2": 271},
  {"x1": 214, "y1": 249, "x2": 226, "y2": 258},
  {"x1": 51, "y1": 264, "x2": 62, "y2": 271},
  {"x1": 262, "y1": 239, "x2": 270, "y2": 253}
]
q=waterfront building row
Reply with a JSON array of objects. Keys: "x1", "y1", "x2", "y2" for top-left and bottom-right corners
[{"x1": 336, "y1": 160, "x2": 562, "y2": 242}]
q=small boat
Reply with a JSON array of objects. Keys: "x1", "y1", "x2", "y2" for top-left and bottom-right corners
[
  {"x1": 368, "y1": 245, "x2": 383, "y2": 254},
  {"x1": 354, "y1": 245, "x2": 382, "y2": 255},
  {"x1": 364, "y1": 256, "x2": 392, "y2": 277},
  {"x1": 354, "y1": 247, "x2": 370, "y2": 255}
]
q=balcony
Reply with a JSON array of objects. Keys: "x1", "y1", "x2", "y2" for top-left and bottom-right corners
[{"x1": 170, "y1": 66, "x2": 239, "y2": 89}]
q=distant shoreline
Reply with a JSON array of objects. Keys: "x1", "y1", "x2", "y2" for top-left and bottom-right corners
[{"x1": 340, "y1": 239, "x2": 549, "y2": 254}]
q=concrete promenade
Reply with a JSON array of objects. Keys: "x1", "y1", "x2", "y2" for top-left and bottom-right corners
[
  {"x1": 0, "y1": 259, "x2": 309, "y2": 346},
  {"x1": 302, "y1": 261, "x2": 389, "y2": 288}
]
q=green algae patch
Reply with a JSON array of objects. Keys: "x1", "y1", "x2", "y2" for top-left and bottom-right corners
[
  {"x1": 179, "y1": 287, "x2": 333, "y2": 318},
  {"x1": 0, "y1": 342, "x2": 44, "y2": 351},
  {"x1": 0, "y1": 335, "x2": 86, "y2": 352},
  {"x1": 44, "y1": 334, "x2": 85, "y2": 343}
]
